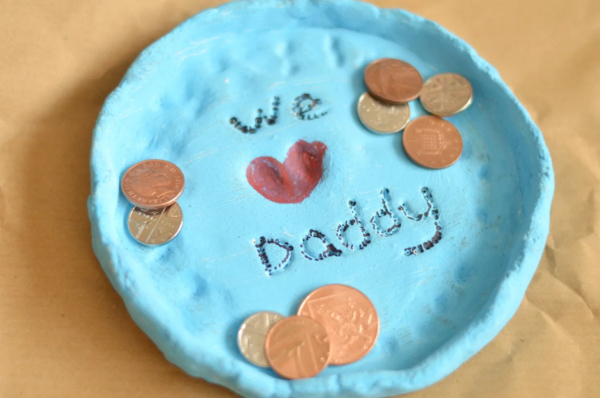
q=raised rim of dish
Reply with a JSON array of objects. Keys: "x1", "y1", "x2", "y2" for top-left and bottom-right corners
[{"x1": 88, "y1": 1, "x2": 554, "y2": 396}]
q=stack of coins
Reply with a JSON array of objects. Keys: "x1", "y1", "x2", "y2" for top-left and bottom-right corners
[
  {"x1": 237, "y1": 284, "x2": 379, "y2": 379},
  {"x1": 358, "y1": 58, "x2": 473, "y2": 169},
  {"x1": 120, "y1": 159, "x2": 185, "y2": 245}
]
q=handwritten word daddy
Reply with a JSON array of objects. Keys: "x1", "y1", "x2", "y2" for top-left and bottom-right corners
[{"x1": 253, "y1": 187, "x2": 443, "y2": 276}]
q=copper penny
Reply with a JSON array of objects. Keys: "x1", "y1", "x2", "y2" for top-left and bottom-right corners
[
  {"x1": 121, "y1": 159, "x2": 185, "y2": 209},
  {"x1": 402, "y1": 115, "x2": 463, "y2": 169},
  {"x1": 364, "y1": 58, "x2": 423, "y2": 104},
  {"x1": 297, "y1": 284, "x2": 379, "y2": 365},
  {"x1": 420, "y1": 73, "x2": 473, "y2": 116},
  {"x1": 264, "y1": 316, "x2": 330, "y2": 379}
]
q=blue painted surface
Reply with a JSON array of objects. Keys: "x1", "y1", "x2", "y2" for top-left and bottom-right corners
[{"x1": 88, "y1": 1, "x2": 554, "y2": 397}]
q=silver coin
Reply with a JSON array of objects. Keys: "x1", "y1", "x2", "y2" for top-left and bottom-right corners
[
  {"x1": 357, "y1": 92, "x2": 411, "y2": 134},
  {"x1": 127, "y1": 202, "x2": 183, "y2": 245},
  {"x1": 419, "y1": 73, "x2": 473, "y2": 117},
  {"x1": 238, "y1": 311, "x2": 284, "y2": 367}
]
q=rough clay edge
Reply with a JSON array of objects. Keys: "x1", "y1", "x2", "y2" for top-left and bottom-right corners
[{"x1": 88, "y1": 0, "x2": 555, "y2": 397}]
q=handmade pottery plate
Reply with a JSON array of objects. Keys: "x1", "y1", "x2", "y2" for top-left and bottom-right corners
[{"x1": 88, "y1": 0, "x2": 554, "y2": 397}]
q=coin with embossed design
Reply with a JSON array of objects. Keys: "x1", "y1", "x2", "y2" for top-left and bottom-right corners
[
  {"x1": 265, "y1": 315, "x2": 330, "y2": 379},
  {"x1": 127, "y1": 202, "x2": 183, "y2": 245},
  {"x1": 402, "y1": 115, "x2": 463, "y2": 169},
  {"x1": 357, "y1": 92, "x2": 411, "y2": 134},
  {"x1": 297, "y1": 284, "x2": 379, "y2": 365},
  {"x1": 420, "y1": 73, "x2": 473, "y2": 116},
  {"x1": 364, "y1": 58, "x2": 423, "y2": 104},
  {"x1": 237, "y1": 311, "x2": 284, "y2": 367},
  {"x1": 121, "y1": 159, "x2": 185, "y2": 209}
]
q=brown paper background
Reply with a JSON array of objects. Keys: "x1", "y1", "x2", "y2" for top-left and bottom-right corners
[{"x1": 1, "y1": 0, "x2": 599, "y2": 396}]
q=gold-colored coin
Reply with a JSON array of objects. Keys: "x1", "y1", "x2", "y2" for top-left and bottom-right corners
[
  {"x1": 237, "y1": 311, "x2": 284, "y2": 367},
  {"x1": 419, "y1": 73, "x2": 473, "y2": 117},
  {"x1": 127, "y1": 202, "x2": 183, "y2": 245},
  {"x1": 357, "y1": 92, "x2": 411, "y2": 134}
]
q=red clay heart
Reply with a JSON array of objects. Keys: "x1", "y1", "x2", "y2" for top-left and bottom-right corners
[{"x1": 246, "y1": 140, "x2": 327, "y2": 204}]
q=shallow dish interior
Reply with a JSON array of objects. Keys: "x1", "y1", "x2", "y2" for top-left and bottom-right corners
[{"x1": 88, "y1": 1, "x2": 553, "y2": 397}]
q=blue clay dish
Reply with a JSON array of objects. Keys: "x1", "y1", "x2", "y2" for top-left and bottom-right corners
[{"x1": 88, "y1": 0, "x2": 554, "y2": 397}]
